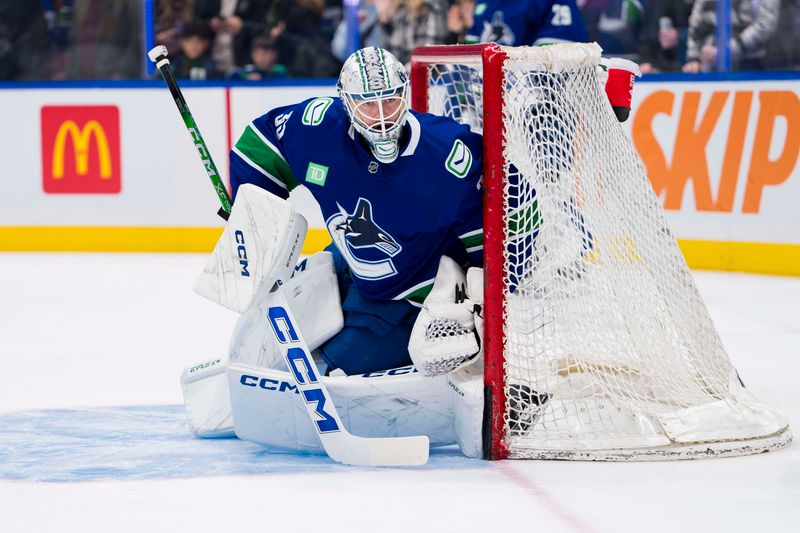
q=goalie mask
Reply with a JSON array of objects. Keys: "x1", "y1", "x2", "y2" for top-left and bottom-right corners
[{"x1": 337, "y1": 47, "x2": 409, "y2": 163}]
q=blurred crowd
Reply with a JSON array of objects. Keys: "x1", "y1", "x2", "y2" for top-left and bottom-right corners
[{"x1": 1, "y1": 0, "x2": 799, "y2": 81}]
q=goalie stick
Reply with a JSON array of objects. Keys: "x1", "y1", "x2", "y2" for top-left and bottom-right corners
[
  {"x1": 148, "y1": 46, "x2": 429, "y2": 466},
  {"x1": 148, "y1": 45, "x2": 232, "y2": 221},
  {"x1": 265, "y1": 286, "x2": 429, "y2": 466}
]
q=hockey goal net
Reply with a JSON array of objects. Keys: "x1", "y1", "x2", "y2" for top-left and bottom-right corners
[{"x1": 410, "y1": 43, "x2": 791, "y2": 460}]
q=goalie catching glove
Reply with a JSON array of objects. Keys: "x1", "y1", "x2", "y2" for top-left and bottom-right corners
[{"x1": 408, "y1": 256, "x2": 484, "y2": 377}]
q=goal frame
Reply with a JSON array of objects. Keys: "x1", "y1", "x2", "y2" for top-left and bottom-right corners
[
  {"x1": 411, "y1": 44, "x2": 510, "y2": 460},
  {"x1": 409, "y1": 43, "x2": 791, "y2": 462}
]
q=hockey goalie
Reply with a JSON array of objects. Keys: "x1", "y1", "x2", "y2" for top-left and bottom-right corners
[
  {"x1": 182, "y1": 46, "x2": 492, "y2": 462},
  {"x1": 178, "y1": 43, "x2": 789, "y2": 464}
]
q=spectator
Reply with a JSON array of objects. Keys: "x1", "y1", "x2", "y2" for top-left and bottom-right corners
[
  {"x1": 0, "y1": 1, "x2": 53, "y2": 80},
  {"x1": 155, "y1": 0, "x2": 199, "y2": 58},
  {"x1": 593, "y1": 0, "x2": 645, "y2": 60},
  {"x1": 683, "y1": 0, "x2": 780, "y2": 72},
  {"x1": 331, "y1": 0, "x2": 386, "y2": 61},
  {"x1": 268, "y1": 0, "x2": 342, "y2": 77},
  {"x1": 172, "y1": 21, "x2": 219, "y2": 79},
  {"x1": 446, "y1": 0, "x2": 475, "y2": 44},
  {"x1": 580, "y1": 0, "x2": 609, "y2": 43},
  {"x1": 195, "y1": 0, "x2": 270, "y2": 75},
  {"x1": 67, "y1": 0, "x2": 142, "y2": 79},
  {"x1": 43, "y1": 1, "x2": 72, "y2": 52},
  {"x1": 227, "y1": 37, "x2": 289, "y2": 79},
  {"x1": 764, "y1": 0, "x2": 800, "y2": 69},
  {"x1": 466, "y1": 0, "x2": 587, "y2": 46},
  {"x1": 375, "y1": 0, "x2": 449, "y2": 65},
  {"x1": 320, "y1": 0, "x2": 346, "y2": 41},
  {"x1": 638, "y1": 0, "x2": 693, "y2": 73}
]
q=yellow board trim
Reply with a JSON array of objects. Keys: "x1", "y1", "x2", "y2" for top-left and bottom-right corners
[
  {"x1": 676, "y1": 239, "x2": 800, "y2": 277},
  {"x1": 0, "y1": 228, "x2": 797, "y2": 276},
  {"x1": 0, "y1": 226, "x2": 332, "y2": 255}
]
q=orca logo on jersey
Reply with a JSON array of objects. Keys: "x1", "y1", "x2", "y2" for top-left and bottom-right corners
[
  {"x1": 325, "y1": 197, "x2": 402, "y2": 281},
  {"x1": 480, "y1": 12, "x2": 515, "y2": 46}
]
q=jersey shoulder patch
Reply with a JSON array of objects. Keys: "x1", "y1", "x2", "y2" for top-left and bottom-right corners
[
  {"x1": 412, "y1": 111, "x2": 479, "y2": 181},
  {"x1": 301, "y1": 97, "x2": 335, "y2": 126},
  {"x1": 445, "y1": 139, "x2": 473, "y2": 179}
]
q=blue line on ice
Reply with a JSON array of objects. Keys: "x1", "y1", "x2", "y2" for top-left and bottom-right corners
[{"x1": 0, "y1": 406, "x2": 484, "y2": 482}]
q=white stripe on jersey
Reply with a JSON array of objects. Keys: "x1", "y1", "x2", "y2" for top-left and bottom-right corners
[
  {"x1": 458, "y1": 228, "x2": 483, "y2": 240},
  {"x1": 399, "y1": 114, "x2": 421, "y2": 158}
]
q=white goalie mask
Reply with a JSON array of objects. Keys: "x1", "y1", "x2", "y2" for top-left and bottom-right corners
[{"x1": 337, "y1": 47, "x2": 410, "y2": 163}]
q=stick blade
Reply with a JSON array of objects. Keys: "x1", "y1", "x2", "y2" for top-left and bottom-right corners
[
  {"x1": 329, "y1": 434, "x2": 430, "y2": 467},
  {"x1": 367, "y1": 435, "x2": 430, "y2": 467}
]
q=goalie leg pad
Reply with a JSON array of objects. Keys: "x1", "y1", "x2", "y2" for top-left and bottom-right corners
[
  {"x1": 180, "y1": 357, "x2": 236, "y2": 438},
  {"x1": 229, "y1": 251, "x2": 344, "y2": 370},
  {"x1": 448, "y1": 364, "x2": 485, "y2": 458},
  {"x1": 227, "y1": 362, "x2": 456, "y2": 452}
]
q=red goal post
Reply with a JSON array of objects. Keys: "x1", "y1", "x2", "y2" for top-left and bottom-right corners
[{"x1": 411, "y1": 44, "x2": 510, "y2": 459}]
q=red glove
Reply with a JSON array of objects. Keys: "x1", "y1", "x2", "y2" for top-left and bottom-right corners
[{"x1": 601, "y1": 58, "x2": 641, "y2": 123}]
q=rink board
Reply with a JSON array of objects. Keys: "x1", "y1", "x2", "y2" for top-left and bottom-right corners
[{"x1": 0, "y1": 73, "x2": 798, "y2": 275}]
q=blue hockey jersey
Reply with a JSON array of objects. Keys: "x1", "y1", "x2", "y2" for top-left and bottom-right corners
[
  {"x1": 229, "y1": 97, "x2": 484, "y2": 305},
  {"x1": 466, "y1": 0, "x2": 588, "y2": 46}
]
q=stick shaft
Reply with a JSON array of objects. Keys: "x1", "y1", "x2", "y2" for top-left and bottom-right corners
[
  {"x1": 151, "y1": 50, "x2": 232, "y2": 220},
  {"x1": 267, "y1": 288, "x2": 429, "y2": 466}
]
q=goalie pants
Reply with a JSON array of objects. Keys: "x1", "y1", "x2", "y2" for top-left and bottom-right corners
[{"x1": 318, "y1": 245, "x2": 419, "y2": 375}]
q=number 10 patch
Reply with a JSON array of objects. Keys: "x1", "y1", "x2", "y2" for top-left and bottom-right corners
[{"x1": 445, "y1": 139, "x2": 473, "y2": 178}]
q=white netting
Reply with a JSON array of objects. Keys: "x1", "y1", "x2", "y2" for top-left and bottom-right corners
[{"x1": 417, "y1": 44, "x2": 790, "y2": 459}]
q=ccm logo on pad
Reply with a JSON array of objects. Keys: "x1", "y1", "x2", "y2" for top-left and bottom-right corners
[
  {"x1": 40, "y1": 105, "x2": 121, "y2": 194},
  {"x1": 234, "y1": 230, "x2": 250, "y2": 277},
  {"x1": 240, "y1": 375, "x2": 299, "y2": 394}
]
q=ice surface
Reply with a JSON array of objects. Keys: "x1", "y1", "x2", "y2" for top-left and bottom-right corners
[{"x1": 0, "y1": 253, "x2": 798, "y2": 532}]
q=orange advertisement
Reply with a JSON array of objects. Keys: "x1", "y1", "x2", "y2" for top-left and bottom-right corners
[
  {"x1": 632, "y1": 90, "x2": 800, "y2": 214},
  {"x1": 40, "y1": 105, "x2": 121, "y2": 194}
]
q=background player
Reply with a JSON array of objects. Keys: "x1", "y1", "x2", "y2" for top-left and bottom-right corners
[
  {"x1": 466, "y1": 0, "x2": 588, "y2": 46},
  {"x1": 229, "y1": 46, "x2": 484, "y2": 375}
]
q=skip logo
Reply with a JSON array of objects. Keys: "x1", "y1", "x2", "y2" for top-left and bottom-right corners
[
  {"x1": 267, "y1": 306, "x2": 340, "y2": 433},
  {"x1": 234, "y1": 230, "x2": 250, "y2": 277},
  {"x1": 325, "y1": 197, "x2": 402, "y2": 281}
]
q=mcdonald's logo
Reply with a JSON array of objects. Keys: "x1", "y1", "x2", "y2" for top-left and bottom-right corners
[{"x1": 41, "y1": 105, "x2": 121, "y2": 193}]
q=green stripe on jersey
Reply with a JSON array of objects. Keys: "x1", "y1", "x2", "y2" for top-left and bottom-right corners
[
  {"x1": 460, "y1": 231, "x2": 484, "y2": 250},
  {"x1": 235, "y1": 125, "x2": 299, "y2": 190},
  {"x1": 400, "y1": 282, "x2": 433, "y2": 306}
]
